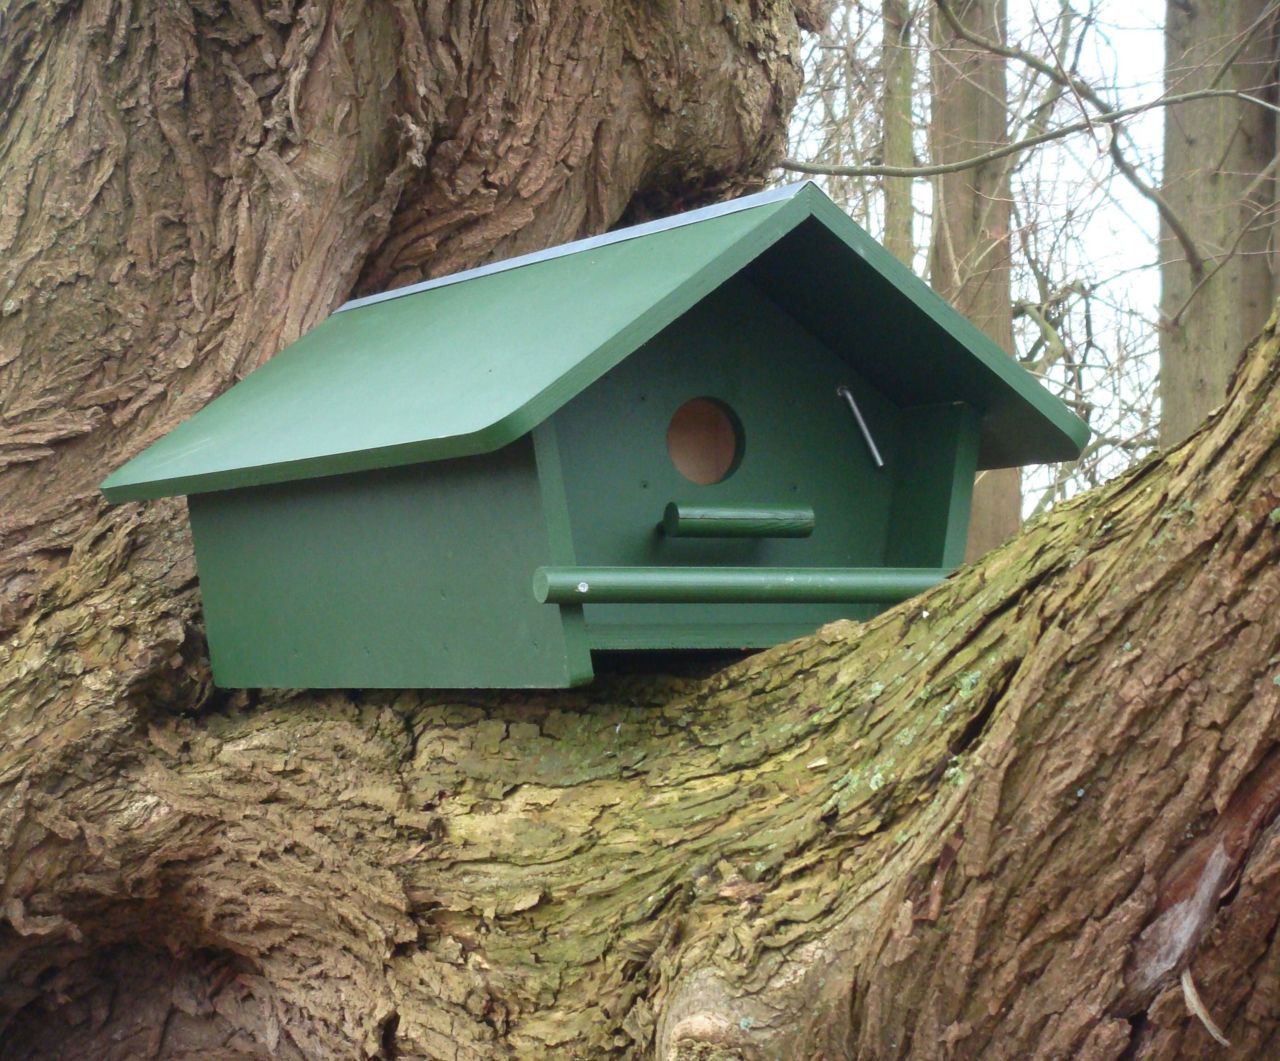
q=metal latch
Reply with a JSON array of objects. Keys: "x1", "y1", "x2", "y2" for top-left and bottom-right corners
[{"x1": 836, "y1": 384, "x2": 885, "y2": 468}]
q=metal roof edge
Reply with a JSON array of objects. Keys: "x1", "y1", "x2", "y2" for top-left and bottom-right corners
[{"x1": 334, "y1": 181, "x2": 816, "y2": 315}]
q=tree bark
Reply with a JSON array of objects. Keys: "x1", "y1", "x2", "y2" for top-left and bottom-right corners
[
  {"x1": 1159, "y1": 0, "x2": 1279, "y2": 446},
  {"x1": 3, "y1": 3, "x2": 1280, "y2": 1059},
  {"x1": 881, "y1": 0, "x2": 915, "y2": 266},
  {"x1": 0, "y1": 0, "x2": 804, "y2": 1054},
  {"x1": 927, "y1": 0, "x2": 1022, "y2": 563}
]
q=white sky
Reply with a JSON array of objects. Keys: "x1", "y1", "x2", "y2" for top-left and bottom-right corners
[
  {"x1": 1028, "y1": 1, "x2": 1166, "y2": 318},
  {"x1": 787, "y1": 2, "x2": 1176, "y2": 508}
]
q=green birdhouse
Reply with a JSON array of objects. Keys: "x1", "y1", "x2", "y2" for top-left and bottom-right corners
[{"x1": 101, "y1": 182, "x2": 1088, "y2": 689}]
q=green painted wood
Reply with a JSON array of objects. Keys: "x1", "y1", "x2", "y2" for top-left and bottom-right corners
[
  {"x1": 100, "y1": 182, "x2": 1092, "y2": 688},
  {"x1": 584, "y1": 621, "x2": 851, "y2": 651},
  {"x1": 745, "y1": 202, "x2": 1086, "y2": 468},
  {"x1": 187, "y1": 439, "x2": 583, "y2": 688},
  {"x1": 531, "y1": 421, "x2": 593, "y2": 684},
  {"x1": 101, "y1": 182, "x2": 1088, "y2": 503},
  {"x1": 551, "y1": 274, "x2": 899, "y2": 648},
  {"x1": 661, "y1": 503, "x2": 815, "y2": 538},
  {"x1": 101, "y1": 198, "x2": 797, "y2": 502},
  {"x1": 885, "y1": 403, "x2": 981, "y2": 569},
  {"x1": 534, "y1": 566, "x2": 949, "y2": 604}
]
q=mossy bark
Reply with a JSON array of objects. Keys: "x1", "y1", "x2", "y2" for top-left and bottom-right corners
[{"x1": 3, "y1": 3, "x2": 1280, "y2": 1059}]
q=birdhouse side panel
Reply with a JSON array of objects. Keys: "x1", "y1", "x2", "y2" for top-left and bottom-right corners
[
  {"x1": 187, "y1": 439, "x2": 589, "y2": 688},
  {"x1": 884, "y1": 403, "x2": 981, "y2": 569}
]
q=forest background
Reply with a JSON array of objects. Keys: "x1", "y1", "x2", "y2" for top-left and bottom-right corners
[{"x1": 787, "y1": 0, "x2": 1276, "y2": 558}]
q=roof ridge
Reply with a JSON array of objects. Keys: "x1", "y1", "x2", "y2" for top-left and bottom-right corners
[{"x1": 334, "y1": 181, "x2": 817, "y2": 315}]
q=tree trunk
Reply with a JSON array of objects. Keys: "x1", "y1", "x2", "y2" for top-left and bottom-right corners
[
  {"x1": 3, "y1": 3, "x2": 1280, "y2": 1059},
  {"x1": 5, "y1": 282, "x2": 1280, "y2": 1061},
  {"x1": 1159, "y1": 0, "x2": 1278, "y2": 446},
  {"x1": 927, "y1": 0, "x2": 1022, "y2": 563},
  {"x1": 0, "y1": 0, "x2": 803, "y2": 1054},
  {"x1": 881, "y1": 0, "x2": 915, "y2": 266}
]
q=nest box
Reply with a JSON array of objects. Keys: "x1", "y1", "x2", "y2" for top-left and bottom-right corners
[{"x1": 102, "y1": 182, "x2": 1088, "y2": 688}]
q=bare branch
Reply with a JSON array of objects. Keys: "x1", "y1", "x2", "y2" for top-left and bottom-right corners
[
  {"x1": 1206, "y1": 0, "x2": 1280, "y2": 90},
  {"x1": 931, "y1": 0, "x2": 1207, "y2": 273},
  {"x1": 780, "y1": 88, "x2": 1279, "y2": 181}
]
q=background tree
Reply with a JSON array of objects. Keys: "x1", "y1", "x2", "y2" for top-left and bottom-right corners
[
  {"x1": 784, "y1": 1, "x2": 1172, "y2": 519},
  {"x1": 882, "y1": 0, "x2": 916, "y2": 264},
  {"x1": 1159, "y1": 0, "x2": 1279, "y2": 446},
  {"x1": 928, "y1": 0, "x2": 1022, "y2": 559},
  {"x1": 2, "y1": 2, "x2": 1280, "y2": 1058},
  {"x1": 785, "y1": 1, "x2": 1280, "y2": 506}
]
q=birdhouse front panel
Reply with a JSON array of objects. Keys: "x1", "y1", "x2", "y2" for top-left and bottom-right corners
[{"x1": 548, "y1": 273, "x2": 982, "y2": 650}]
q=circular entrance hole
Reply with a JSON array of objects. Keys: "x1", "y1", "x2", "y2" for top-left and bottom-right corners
[{"x1": 666, "y1": 397, "x2": 743, "y2": 485}]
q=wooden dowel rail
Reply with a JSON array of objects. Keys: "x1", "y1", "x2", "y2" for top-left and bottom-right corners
[
  {"x1": 661, "y1": 502, "x2": 815, "y2": 538},
  {"x1": 533, "y1": 566, "x2": 950, "y2": 605}
]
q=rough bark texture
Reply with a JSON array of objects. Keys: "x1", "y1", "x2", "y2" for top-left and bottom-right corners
[
  {"x1": 3, "y1": 3, "x2": 1280, "y2": 1059},
  {"x1": 928, "y1": 0, "x2": 1022, "y2": 562},
  {"x1": 0, "y1": 0, "x2": 806, "y2": 1054},
  {"x1": 1159, "y1": 0, "x2": 1278, "y2": 447}
]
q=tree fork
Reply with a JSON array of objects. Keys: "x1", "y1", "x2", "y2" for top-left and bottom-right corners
[
  {"x1": 3, "y1": 2, "x2": 1280, "y2": 1058},
  {"x1": 2, "y1": 316, "x2": 1278, "y2": 1058}
]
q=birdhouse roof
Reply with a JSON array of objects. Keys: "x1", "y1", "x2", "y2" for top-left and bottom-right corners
[{"x1": 101, "y1": 182, "x2": 1089, "y2": 502}]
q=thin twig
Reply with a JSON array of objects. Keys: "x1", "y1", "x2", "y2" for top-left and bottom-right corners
[
  {"x1": 930, "y1": 0, "x2": 1206, "y2": 273},
  {"x1": 780, "y1": 88, "x2": 1279, "y2": 180},
  {"x1": 1180, "y1": 968, "x2": 1230, "y2": 1048}
]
